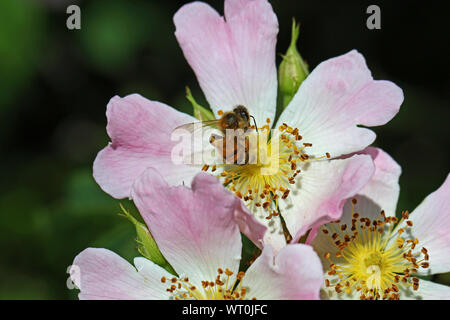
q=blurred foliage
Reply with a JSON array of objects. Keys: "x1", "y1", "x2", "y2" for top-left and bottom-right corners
[
  {"x1": 79, "y1": 0, "x2": 165, "y2": 75},
  {"x1": 0, "y1": 0, "x2": 46, "y2": 110},
  {"x1": 0, "y1": 0, "x2": 449, "y2": 299}
]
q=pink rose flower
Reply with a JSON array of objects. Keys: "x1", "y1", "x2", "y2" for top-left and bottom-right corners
[
  {"x1": 71, "y1": 169, "x2": 323, "y2": 300},
  {"x1": 93, "y1": 0, "x2": 403, "y2": 250},
  {"x1": 310, "y1": 147, "x2": 450, "y2": 300}
]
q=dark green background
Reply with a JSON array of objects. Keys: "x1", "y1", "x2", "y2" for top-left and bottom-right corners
[{"x1": 0, "y1": 0, "x2": 449, "y2": 299}]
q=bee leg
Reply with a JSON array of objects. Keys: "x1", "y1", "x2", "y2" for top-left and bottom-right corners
[
  {"x1": 209, "y1": 134, "x2": 222, "y2": 145},
  {"x1": 210, "y1": 134, "x2": 228, "y2": 163}
]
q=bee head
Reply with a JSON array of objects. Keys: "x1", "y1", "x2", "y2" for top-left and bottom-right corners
[{"x1": 233, "y1": 105, "x2": 249, "y2": 123}]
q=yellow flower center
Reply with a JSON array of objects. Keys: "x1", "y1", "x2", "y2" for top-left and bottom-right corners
[
  {"x1": 202, "y1": 118, "x2": 330, "y2": 220},
  {"x1": 161, "y1": 268, "x2": 255, "y2": 300},
  {"x1": 322, "y1": 199, "x2": 430, "y2": 300}
]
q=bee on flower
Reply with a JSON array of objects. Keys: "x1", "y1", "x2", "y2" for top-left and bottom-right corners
[{"x1": 92, "y1": 0, "x2": 403, "y2": 251}]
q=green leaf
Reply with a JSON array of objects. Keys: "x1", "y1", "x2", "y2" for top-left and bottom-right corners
[
  {"x1": 79, "y1": 0, "x2": 162, "y2": 74},
  {"x1": 119, "y1": 203, "x2": 177, "y2": 275},
  {"x1": 186, "y1": 86, "x2": 215, "y2": 121}
]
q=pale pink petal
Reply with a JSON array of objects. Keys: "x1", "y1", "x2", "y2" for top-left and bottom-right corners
[
  {"x1": 93, "y1": 94, "x2": 199, "y2": 199},
  {"x1": 191, "y1": 170, "x2": 267, "y2": 249},
  {"x1": 174, "y1": 0, "x2": 278, "y2": 125},
  {"x1": 342, "y1": 147, "x2": 402, "y2": 220},
  {"x1": 277, "y1": 155, "x2": 375, "y2": 244},
  {"x1": 243, "y1": 244, "x2": 323, "y2": 299},
  {"x1": 131, "y1": 169, "x2": 266, "y2": 286},
  {"x1": 333, "y1": 147, "x2": 401, "y2": 229},
  {"x1": 400, "y1": 174, "x2": 450, "y2": 275},
  {"x1": 248, "y1": 205, "x2": 287, "y2": 253},
  {"x1": 233, "y1": 200, "x2": 268, "y2": 249},
  {"x1": 401, "y1": 279, "x2": 450, "y2": 300},
  {"x1": 276, "y1": 50, "x2": 403, "y2": 158},
  {"x1": 224, "y1": 0, "x2": 251, "y2": 16},
  {"x1": 72, "y1": 248, "x2": 171, "y2": 300},
  {"x1": 309, "y1": 148, "x2": 401, "y2": 266}
]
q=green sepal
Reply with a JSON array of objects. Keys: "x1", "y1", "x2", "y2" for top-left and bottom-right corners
[
  {"x1": 119, "y1": 203, "x2": 177, "y2": 275},
  {"x1": 186, "y1": 86, "x2": 215, "y2": 121},
  {"x1": 238, "y1": 233, "x2": 262, "y2": 272},
  {"x1": 278, "y1": 19, "x2": 309, "y2": 109}
]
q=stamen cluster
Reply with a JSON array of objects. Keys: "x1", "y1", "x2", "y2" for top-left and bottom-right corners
[
  {"x1": 161, "y1": 268, "x2": 255, "y2": 300},
  {"x1": 322, "y1": 199, "x2": 429, "y2": 300}
]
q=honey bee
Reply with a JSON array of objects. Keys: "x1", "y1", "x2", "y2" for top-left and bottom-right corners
[{"x1": 174, "y1": 105, "x2": 257, "y2": 165}]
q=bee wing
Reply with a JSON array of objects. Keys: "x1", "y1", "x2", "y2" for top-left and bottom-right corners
[{"x1": 173, "y1": 120, "x2": 220, "y2": 134}]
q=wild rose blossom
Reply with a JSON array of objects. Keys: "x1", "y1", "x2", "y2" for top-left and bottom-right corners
[
  {"x1": 71, "y1": 169, "x2": 324, "y2": 300},
  {"x1": 93, "y1": 0, "x2": 403, "y2": 250},
  {"x1": 310, "y1": 147, "x2": 450, "y2": 300}
]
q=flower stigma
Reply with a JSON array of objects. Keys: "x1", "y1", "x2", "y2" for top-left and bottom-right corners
[{"x1": 322, "y1": 199, "x2": 430, "y2": 300}]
